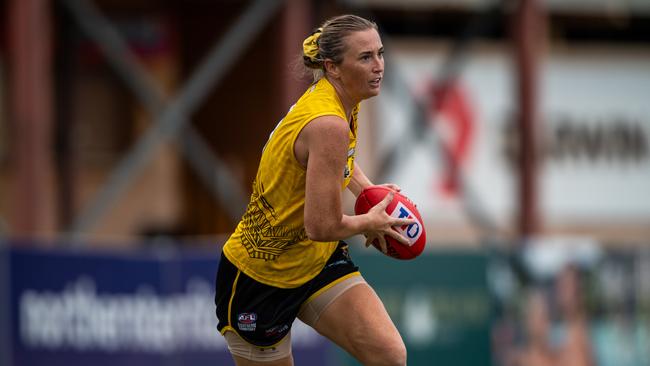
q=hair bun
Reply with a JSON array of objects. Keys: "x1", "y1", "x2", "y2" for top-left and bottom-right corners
[{"x1": 302, "y1": 28, "x2": 322, "y2": 66}]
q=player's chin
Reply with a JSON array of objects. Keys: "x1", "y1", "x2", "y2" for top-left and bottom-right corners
[{"x1": 366, "y1": 85, "x2": 381, "y2": 98}]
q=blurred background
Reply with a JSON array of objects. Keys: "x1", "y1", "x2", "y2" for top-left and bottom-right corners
[{"x1": 0, "y1": 0, "x2": 649, "y2": 365}]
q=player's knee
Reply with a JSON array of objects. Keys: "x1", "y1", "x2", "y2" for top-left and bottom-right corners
[
  {"x1": 360, "y1": 339, "x2": 407, "y2": 366},
  {"x1": 384, "y1": 340, "x2": 407, "y2": 366}
]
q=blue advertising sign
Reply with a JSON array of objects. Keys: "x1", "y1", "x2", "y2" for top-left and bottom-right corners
[{"x1": 2, "y1": 244, "x2": 329, "y2": 366}]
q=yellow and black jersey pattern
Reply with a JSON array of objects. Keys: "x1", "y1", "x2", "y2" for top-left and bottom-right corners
[{"x1": 223, "y1": 77, "x2": 359, "y2": 288}]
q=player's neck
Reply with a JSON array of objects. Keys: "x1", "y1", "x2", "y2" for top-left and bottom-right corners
[{"x1": 326, "y1": 76, "x2": 357, "y2": 120}]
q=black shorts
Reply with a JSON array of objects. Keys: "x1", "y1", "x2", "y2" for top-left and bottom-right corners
[{"x1": 214, "y1": 241, "x2": 359, "y2": 347}]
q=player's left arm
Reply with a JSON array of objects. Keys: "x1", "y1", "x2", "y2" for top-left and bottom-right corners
[
  {"x1": 348, "y1": 162, "x2": 401, "y2": 197},
  {"x1": 347, "y1": 162, "x2": 372, "y2": 196}
]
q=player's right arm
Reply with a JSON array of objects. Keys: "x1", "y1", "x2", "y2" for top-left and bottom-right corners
[{"x1": 296, "y1": 115, "x2": 413, "y2": 244}]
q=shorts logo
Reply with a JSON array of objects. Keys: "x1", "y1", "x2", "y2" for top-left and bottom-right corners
[
  {"x1": 389, "y1": 202, "x2": 422, "y2": 245},
  {"x1": 265, "y1": 324, "x2": 289, "y2": 337},
  {"x1": 237, "y1": 312, "x2": 257, "y2": 332},
  {"x1": 326, "y1": 259, "x2": 348, "y2": 268}
]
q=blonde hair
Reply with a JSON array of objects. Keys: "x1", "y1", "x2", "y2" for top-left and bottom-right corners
[{"x1": 302, "y1": 14, "x2": 378, "y2": 81}]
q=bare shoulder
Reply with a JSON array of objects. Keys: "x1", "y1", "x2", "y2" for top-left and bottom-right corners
[
  {"x1": 295, "y1": 115, "x2": 349, "y2": 167},
  {"x1": 299, "y1": 115, "x2": 350, "y2": 157},
  {"x1": 302, "y1": 115, "x2": 349, "y2": 141}
]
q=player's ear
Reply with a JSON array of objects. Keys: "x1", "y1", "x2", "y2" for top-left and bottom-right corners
[{"x1": 323, "y1": 59, "x2": 340, "y2": 79}]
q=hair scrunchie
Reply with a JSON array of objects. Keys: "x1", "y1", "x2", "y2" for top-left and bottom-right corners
[{"x1": 302, "y1": 28, "x2": 323, "y2": 63}]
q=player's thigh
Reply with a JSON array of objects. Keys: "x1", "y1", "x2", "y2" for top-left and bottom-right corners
[{"x1": 311, "y1": 283, "x2": 406, "y2": 365}]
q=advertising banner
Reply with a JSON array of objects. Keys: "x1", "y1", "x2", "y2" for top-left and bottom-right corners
[
  {"x1": 369, "y1": 43, "x2": 650, "y2": 232},
  {"x1": 2, "y1": 244, "x2": 329, "y2": 366}
]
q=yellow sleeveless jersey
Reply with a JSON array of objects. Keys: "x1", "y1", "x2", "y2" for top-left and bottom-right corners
[{"x1": 222, "y1": 77, "x2": 359, "y2": 288}]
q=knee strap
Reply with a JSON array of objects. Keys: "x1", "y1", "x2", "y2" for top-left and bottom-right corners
[{"x1": 223, "y1": 330, "x2": 292, "y2": 362}]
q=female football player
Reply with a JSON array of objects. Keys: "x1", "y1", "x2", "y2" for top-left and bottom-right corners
[{"x1": 215, "y1": 14, "x2": 413, "y2": 366}]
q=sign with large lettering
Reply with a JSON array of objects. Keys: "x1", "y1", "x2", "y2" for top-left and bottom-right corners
[
  {"x1": 2, "y1": 245, "x2": 329, "y2": 366},
  {"x1": 368, "y1": 43, "x2": 650, "y2": 232}
]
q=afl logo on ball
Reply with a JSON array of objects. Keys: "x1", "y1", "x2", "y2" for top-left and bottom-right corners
[
  {"x1": 238, "y1": 313, "x2": 257, "y2": 332},
  {"x1": 390, "y1": 202, "x2": 422, "y2": 245}
]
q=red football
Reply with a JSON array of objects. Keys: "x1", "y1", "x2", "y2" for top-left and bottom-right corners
[{"x1": 354, "y1": 186, "x2": 426, "y2": 260}]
